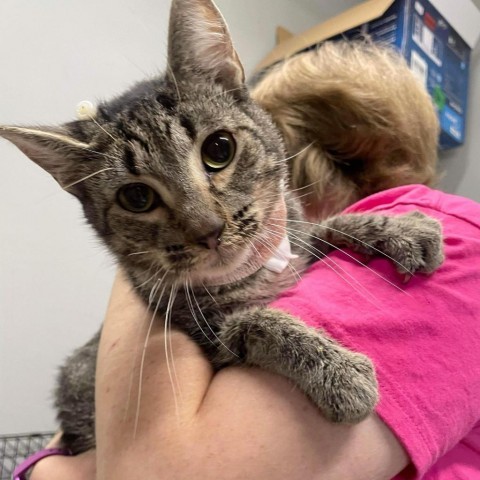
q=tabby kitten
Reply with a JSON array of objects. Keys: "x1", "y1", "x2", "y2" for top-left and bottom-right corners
[{"x1": 0, "y1": 0, "x2": 443, "y2": 453}]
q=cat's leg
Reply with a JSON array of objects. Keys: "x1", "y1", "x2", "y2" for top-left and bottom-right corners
[
  {"x1": 55, "y1": 330, "x2": 100, "y2": 453},
  {"x1": 309, "y1": 211, "x2": 444, "y2": 276},
  {"x1": 213, "y1": 307, "x2": 378, "y2": 423}
]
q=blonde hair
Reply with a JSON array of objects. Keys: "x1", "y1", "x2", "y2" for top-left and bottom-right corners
[{"x1": 251, "y1": 41, "x2": 439, "y2": 219}]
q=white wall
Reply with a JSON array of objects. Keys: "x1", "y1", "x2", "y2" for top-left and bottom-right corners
[
  {"x1": 0, "y1": 0, "x2": 320, "y2": 434},
  {"x1": 1, "y1": 0, "x2": 479, "y2": 435}
]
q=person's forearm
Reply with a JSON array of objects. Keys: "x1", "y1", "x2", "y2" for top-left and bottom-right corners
[{"x1": 95, "y1": 271, "x2": 408, "y2": 480}]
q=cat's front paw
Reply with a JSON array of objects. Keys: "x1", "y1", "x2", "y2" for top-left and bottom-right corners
[
  {"x1": 212, "y1": 309, "x2": 378, "y2": 424},
  {"x1": 384, "y1": 211, "x2": 444, "y2": 278},
  {"x1": 314, "y1": 349, "x2": 378, "y2": 423}
]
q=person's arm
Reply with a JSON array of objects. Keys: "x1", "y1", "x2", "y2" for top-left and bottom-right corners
[
  {"x1": 30, "y1": 270, "x2": 408, "y2": 480},
  {"x1": 95, "y1": 271, "x2": 408, "y2": 480}
]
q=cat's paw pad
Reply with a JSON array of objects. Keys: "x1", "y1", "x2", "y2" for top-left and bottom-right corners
[{"x1": 313, "y1": 351, "x2": 378, "y2": 424}]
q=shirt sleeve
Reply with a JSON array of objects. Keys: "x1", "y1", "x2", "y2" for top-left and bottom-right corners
[{"x1": 271, "y1": 201, "x2": 480, "y2": 479}]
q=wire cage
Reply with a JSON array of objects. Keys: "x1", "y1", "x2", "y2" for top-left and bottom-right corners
[{"x1": 0, "y1": 432, "x2": 55, "y2": 479}]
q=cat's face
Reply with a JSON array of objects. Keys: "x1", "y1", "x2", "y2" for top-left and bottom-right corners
[{"x1": 0, "y1": 0, "x2": 289, "y2": 287}]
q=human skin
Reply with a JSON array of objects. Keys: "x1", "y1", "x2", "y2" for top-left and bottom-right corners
[{"x1": 31, "y1": 270, "x2": 408, "y2": 480}]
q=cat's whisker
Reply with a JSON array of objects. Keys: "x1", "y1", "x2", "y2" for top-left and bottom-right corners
[
  {"x1": 201, "y1": 281, "x2": 218, "y2": 305},
  {"x1": 166, "y1": 283, "x2": 183, "y2": 415},
  {"x1": 129, "y1": 270, "x2": 166, "y2": 426},
  {"x1": 128, "y1": 250, "x2": 154, "y2": 257},
  {"x1": 123, "y1": 280, "x2": 156, "y2": 426},
  {"x1": 270, "y1": 142, "x2": 315, "y2": 167},
  {"x1": 184, "y1": 280, "x2": 216, "y2": 347},
  {"x1": 295, "y1": 190, "x2": 318, "y2": 201},
  {"x1": 260, "y1": 221, "x2": 381, "y2": 306},
  {"x1": 133, "y1": 279, "x2": 168, "y2": 439},
  {"x1": 247, "y1": 235, "x2": 302, "y2": 283},
  {"x1": 164, "y1": 283, "x2": 181, "y2": 419},
  {"x1": 207, "y1": 86, "x2": 245, "y2": 101},
  {"x1": 148, "y1": 275, "x2": 163, "y2": 307},
  {"x1": 265, "y1": 223, "x2": 384, "y2": 308},
  {"x1": 289, "y1": 178, "x2": 324, "y2": 194},
  {"x1": 283, "y1": 225, "x2": 410, "y2": 296},
  {"x1": 61, "y1": 167, "x2": 114, "y2": 190},
  {"x1": 80, "y1": 146, "x2": 124, "y2": 163},
  {"x1": 166, "y1": 61, "x2": 182, "y2": 102},
  {"x1": 136, "y1": 266, "x2": 162, "y2": 290},
  {"x1": 189, "y1": 282, "x2": 239, "y2": 358},
  {"x1": 272, "y1": 217, "x2": 414, "y2": 275},
  {"x1": 88, "y1": 116, "x2": 119, "y2": 143}
]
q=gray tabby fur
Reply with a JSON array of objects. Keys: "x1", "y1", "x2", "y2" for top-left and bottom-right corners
[{"x1": 0, "y1": 0, "x2": 444, "y2": 454}]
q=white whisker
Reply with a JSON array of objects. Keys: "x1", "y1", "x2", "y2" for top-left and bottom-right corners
[
  {"x1": 89, "y1": 116, "x2": 118, "y2": 143},
  {"x1": 165, "y1": 283, "x2": 181, "y2": 418},
  {"x1": 201, "y1": 281, "x2": 218, "y2": 305},
  {"x1": 128, "y1": 250, "x2": 153, "y2": 257},
  {"x1": 190, "y1": 282, "x2": 239, "y2": 358},
  {"x1": 61, "y1": 167, "x2": 114, "y2": 190},
  {"x1": 263, "y1": 223, "x2": 384, "y2": 308},
  {"x1": 283, "y1": 225, "x2": 410, "y2": 296},
  {"x1": 166, "y1": 62, "x2": 182, "y2": 102},
  {"x1": 133, "y1": 281, "x2": 167, "y2": 439},
  {"x1": 184, "y1": 280, "x2": 216, "y2": 347},
  {"x1": 272, "y1": 217, "x2": 413, "y2": 274}
]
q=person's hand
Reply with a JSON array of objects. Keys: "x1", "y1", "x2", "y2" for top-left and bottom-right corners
[{"x1": 29, "y1": 432, "x2": 96, "y2": 480}]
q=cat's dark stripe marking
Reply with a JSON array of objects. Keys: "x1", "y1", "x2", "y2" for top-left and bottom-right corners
[
  {"x1": 156, "y1": 92, "x2": 177, "y2": 112},
  {"x1": 121, "y1": 128, "x2": 151, "y2": 155},
  {"x1": 179, "y1": 115, "x2": 196, "y2": 140},
  {"x1": 164, "y1": 119, "x2": 172, "y2": 139},
  {"x1": 123, "y1": 145, "x2": 140, "y2": 175},
  {"x1": 96, "y1": 106, "x2": 111, "y2": 122}
]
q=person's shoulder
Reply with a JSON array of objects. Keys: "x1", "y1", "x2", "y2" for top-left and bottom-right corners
[{"x1": 345, "y1": 185, "x2": 480, "y2": 230}]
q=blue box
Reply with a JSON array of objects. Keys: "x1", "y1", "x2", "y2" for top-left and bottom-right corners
[
  {"x1": 332, "y1": 0, "x2": 471, "y2": 149},
  {"x1": 258, "y1": 0, "x2": 480, "y2": 150}
]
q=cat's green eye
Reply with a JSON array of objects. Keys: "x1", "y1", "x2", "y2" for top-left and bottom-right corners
[
  {"x1": 117, "y1": 183, "x2": 160, "y2": 213},
  {"x1": 201, "y1": 131, "x2": 236, "y2": 172}
]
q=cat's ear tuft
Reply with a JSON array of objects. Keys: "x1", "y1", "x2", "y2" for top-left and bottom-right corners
[
  {"x1": 167, "y1": 0, "x2": 245, "y2": 91},
  {"x1": 0, "y1": 124, "x2": 96, "y2": 192}
]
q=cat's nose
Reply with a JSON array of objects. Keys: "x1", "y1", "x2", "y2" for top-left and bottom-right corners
[{"x1": 195, "y1": 221, "x2": 225, "y2": 250}]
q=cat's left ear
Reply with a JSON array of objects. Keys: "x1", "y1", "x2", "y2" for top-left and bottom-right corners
[
  {"x1": 167, "y1": 0, "x2": 245, "y2": 91},
  {"x1": 0, "y1": 124, "x2": 97, "y2": 193}
]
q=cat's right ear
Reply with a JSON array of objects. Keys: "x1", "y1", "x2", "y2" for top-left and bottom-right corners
[
  {"x1": 167, "y1": 0, "x2": 245, "y2": 93},
  {"x1": 0, "y1": 124, "x2": 98, "y2": 193}
]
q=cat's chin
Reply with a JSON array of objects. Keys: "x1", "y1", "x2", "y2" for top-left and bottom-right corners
[
  {"x1": 194, "y1": 229, "x2": 288, "y2": 287},
  {"x1": 197, "y1": 248, "x2": 269, "y2": 286}
]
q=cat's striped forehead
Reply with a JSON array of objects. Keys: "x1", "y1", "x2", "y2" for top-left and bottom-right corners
[{"x1": 93, "y1": 77, "x2": 279, "y2": 190}]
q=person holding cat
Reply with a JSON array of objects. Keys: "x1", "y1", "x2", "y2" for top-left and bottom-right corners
[{"x1": 22, "y1": 2, "x2": 480, "y2": 480}]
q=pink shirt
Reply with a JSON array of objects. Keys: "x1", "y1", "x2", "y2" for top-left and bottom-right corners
[{"x1": 272, "y1": 185, "x2": 480, "y2": 479}]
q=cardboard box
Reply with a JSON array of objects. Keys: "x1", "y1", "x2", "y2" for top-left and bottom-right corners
[{"x1": 256, "y1": 0, "x2": 480, "y2": 149}]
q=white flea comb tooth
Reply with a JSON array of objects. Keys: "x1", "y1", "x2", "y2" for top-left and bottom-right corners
[{"x1": 76, "y1": 100, "x2": 97, "y2": 120}]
